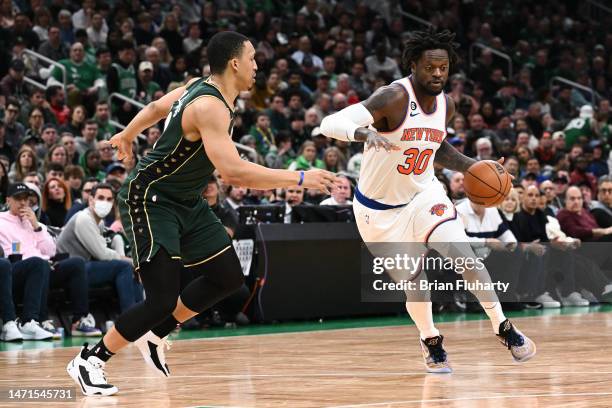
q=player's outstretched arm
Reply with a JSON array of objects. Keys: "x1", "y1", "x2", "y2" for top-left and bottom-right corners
[
  {"x1": 188, "y1": 99, "x2": 337, "y2": 193},
  {"x1": 107, "y1": 78, "x2": 200, "y2": 161},
  {"x1": 320, "y1": 84, "x2": 403, "y2": 152}
]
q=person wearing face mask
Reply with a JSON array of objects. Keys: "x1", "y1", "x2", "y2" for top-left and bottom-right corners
[
  {"x1": 0, "y1": 183, "x2": 100, "y2": 338},
  {"x1": 57, "y1": 183, "x2": 143, "y2": 315}
]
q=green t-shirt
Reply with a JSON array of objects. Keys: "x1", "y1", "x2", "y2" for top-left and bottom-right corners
[
  {"x1": 136, "y1": 81, "x2": 162, "y2": 105},
  {"x1": 52, "y1": 59, "x2": 102, "y2": 91},
  {"x1": 96, "y1": 120, "x2": 116, "y2": 141}
]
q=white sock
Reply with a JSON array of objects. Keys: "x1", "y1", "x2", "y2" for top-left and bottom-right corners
[
  {"x1": 406, "y1": 301, "x2": 439, "y2": 340},
  {"x1": 480, "y1": 301, "x2": 506, "y2": 334}
]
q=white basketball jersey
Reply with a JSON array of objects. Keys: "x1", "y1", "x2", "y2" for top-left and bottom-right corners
[{"x1": 358, "y1": 76, "x2": 447, "y2": 205}]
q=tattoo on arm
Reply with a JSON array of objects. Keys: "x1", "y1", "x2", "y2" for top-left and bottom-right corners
[{"x1": 434, "y1": 140, "x2": 476, "y2": 172}]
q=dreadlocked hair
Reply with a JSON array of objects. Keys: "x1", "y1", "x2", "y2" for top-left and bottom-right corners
[{"x1": 401, "y1": 28, "x2": 459, "y2": 72}]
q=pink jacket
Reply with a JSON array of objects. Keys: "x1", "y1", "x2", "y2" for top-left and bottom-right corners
[{"x1": 0, "y1": 212, "x2": 56, "y2": 260}]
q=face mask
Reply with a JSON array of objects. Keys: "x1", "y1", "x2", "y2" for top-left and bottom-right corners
[{"x1": 94, "y1": 200, "x2": 113, "y2": 218}]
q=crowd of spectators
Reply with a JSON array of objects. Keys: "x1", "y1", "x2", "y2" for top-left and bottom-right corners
[{"x1": 2, "y1": 0, "x2": 612, "y2": 339}]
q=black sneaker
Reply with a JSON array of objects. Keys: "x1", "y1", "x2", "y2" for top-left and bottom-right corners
[
  {"x1": 419, "y1": 335, "x2": 452, "y2": 373},
  {"x1": 496, "y1": 320, "x2": 536, "y2": 362}
]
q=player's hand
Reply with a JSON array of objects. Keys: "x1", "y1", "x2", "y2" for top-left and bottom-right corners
[
  {"x1": 301, "y1": 169, "x2": 338, "y2": 195},
  {"x1": 496, "y1": 157, "x2": 515, "y2": 181},
  {"x1": 365, "y1": 131, "x2": 400, "y2": 152},
  {"x1": 104, "y1": 131, "x2": 133, "y2": 163}
]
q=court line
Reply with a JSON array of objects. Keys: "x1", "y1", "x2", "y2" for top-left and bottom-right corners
[
  {"x1": 2, "y1": 370, "x2": 612, "y2": 382},
  {"x1": 327, "y1": 391, "x2": 612, "y2": 407}
]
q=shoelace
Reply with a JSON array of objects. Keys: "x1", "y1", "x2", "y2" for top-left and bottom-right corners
[
  {"x1": 88, "y1": 359, "x2": 109, "y2": 383},
  {"x1": 501, "y1": 327, "x2": 525, "y2": 350},
  {"x1": 41, "y1": 320, "x2": 55, "y2": 332}
]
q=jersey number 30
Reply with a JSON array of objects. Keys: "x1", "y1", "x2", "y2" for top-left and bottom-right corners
[{"x1": 397, "y1": 148, "x2": 433, "y2": 175}]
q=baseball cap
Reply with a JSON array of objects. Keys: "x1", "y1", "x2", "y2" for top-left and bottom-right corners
[
  {"x1": 10, "y1": 59, "x2": 25, "y2": 72},
  {"x1": 448, "y1": 137, "x2": 465, "y2": 146},
  {"x1": 105, "y1": 162, "x2": 126, "y2": 174},
  {"x1": 276, "y1": 32, "x2": 288, "y2": 45},
  {"x1": 138, "y1": 61, "x2": 154, "y2": 72},
  {"x1": 302, "y1": 54, "x2": 314, "y2": 68},
  {"x1": 7, "y1": 183, "x2": 34, "y2": 198},
  {"x1": 580, "y1": 105, "x2": 594, "y2": 119},
  {"x1": 317, "y1": 71, "x2": 331, "y2": 79},
  {"x1": 311, "y1": 126, "x2": 323, "y2": 137},
  {"x1": 522, "y1": 172, "x2": 538, "y2": 181}
]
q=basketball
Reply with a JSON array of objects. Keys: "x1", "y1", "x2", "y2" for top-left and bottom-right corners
[{"x1": 464, "y1": 160, "x2": 512, "y2": 207}]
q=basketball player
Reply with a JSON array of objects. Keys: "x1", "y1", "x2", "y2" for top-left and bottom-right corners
[
  {"x1": 67, "y1": 31, "x2": 337, "y2": 396},
  {"x1": 320, "y1": 29, "x2": 535, "y2": 373}
]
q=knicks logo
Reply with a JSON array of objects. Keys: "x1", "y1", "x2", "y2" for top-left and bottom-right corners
[{"x1": 430, "y1": 204, "x2": 447, "y2": 217}]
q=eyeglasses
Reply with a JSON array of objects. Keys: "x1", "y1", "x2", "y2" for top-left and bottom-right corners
[
  {"x1": 600, "y1": 188, "x2": 612, "y2": 194},
  {"x1": 6, "y1": 108, "x2": 18, "y2": 113}
]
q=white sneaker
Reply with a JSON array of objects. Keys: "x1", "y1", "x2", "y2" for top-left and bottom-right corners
[
  {"x1": 67, "y1": 344, "x2": 118, "y2": 396},
  {"x1": 580, "y1": 289, "x2": 599, "y2": 304},
  {"x1": 84, "y1": 313, "x2": 96, "y2": 327},
  {"x1": 561, "y1": 292, "x2": 590, "y2": 307},
  {"x1": 41, "y1": 320, "x2": 62, "y2": 340},
  {"x1": 19, "y1": 319, "x2": 53, "y2": 340},
  {"x1": 0, "y1": 321, "x2": 23, "y2": 342},
  {"x1": 534, "y1": 292, "x2": 561, "y2": 308},
  {"x1": 71, "y1": 315, "x2": 103, "y2": 337},
  {"x1": 134, "y1": 331, "x2": 171, "y2": 377}
]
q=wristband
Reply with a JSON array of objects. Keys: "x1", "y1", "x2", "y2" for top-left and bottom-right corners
[{"x1": 297, "y1": 171, "x2": 305, "y2": 186}]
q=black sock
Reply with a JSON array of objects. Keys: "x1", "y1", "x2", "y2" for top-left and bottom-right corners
[
  {"x1": 151, "y1": 315, "x2": 180, "y2": 339},
  {"x1": 86, "y1": 339, "x2": 115, "y2": 362}
]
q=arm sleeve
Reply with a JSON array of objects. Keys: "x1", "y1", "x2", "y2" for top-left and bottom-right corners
[
  {"x1": 74, "y1": 212, "x2": 121, "y2": 260},
  {"x1": 320, "y1": 103, "x2": 374, "y2": 141}
]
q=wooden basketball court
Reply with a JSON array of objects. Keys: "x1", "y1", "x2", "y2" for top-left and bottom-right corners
[{"x1": 1, "y1": 311, "x2": 611, "y2": 407}]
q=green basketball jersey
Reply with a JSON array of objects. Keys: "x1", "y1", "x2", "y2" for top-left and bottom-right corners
[
  {"x1": 564, "y1": 117, "x2": 594, "y2": 147},
  {"x1": 111, "y1": 63, "x2": 137, "y2": 98},
  {"x1": 127, "y1": 78, "x2": 234, "y2": 201}
]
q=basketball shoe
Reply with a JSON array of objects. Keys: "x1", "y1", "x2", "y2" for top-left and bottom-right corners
[
  {"x1": 496, "y1": 319, "x2": 536, "y2": 362},
  {"x1": 135, "y1": 331, "x2": 171, "y2": 377},
  {"x1": 67, "y1": 343, "x2": 118, "y2": 396},
  {"x1": 420, "y1": 335, "x2": 452, "y2": 373}
]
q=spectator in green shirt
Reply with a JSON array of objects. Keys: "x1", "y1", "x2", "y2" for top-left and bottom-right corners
[
  {"x1": 135, "y1": 61, "x2": 161, "y2": 105},
  {"x1": 92, "y1": 101, "x2": 115, "y2": 141},
  {"x1": 48, "y1": 42, "x2": 105, "y2": 110}
]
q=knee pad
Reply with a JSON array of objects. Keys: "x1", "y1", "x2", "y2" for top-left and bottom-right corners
[{"x1": 191, "y1": 248, "x2": 245, "y2": 292}]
